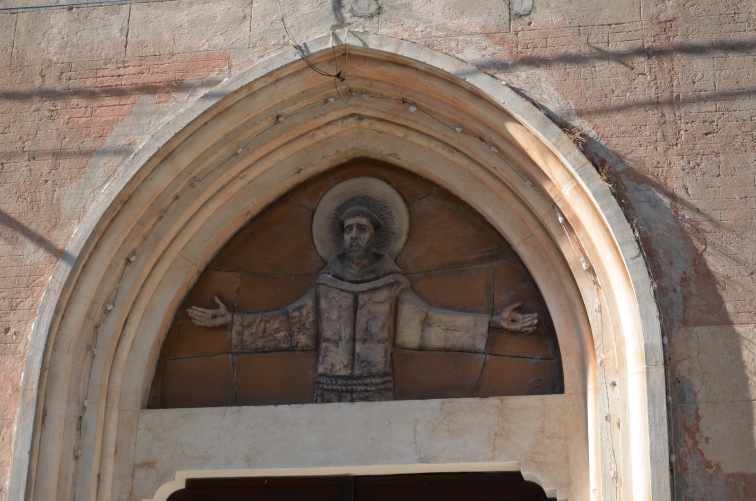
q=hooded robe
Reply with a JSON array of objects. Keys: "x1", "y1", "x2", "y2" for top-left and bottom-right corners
[{"x1": 230, "y1": 252, "x2": 490, "y2": 402}]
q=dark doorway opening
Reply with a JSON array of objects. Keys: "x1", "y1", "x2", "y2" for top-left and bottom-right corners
[{"x1": 167, "y1": 471, "x2": 556, "y2": 500}]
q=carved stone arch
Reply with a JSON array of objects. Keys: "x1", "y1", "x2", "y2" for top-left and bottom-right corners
[{"x1": 9, "y1": 33, "x2": 669, "y2": 501}]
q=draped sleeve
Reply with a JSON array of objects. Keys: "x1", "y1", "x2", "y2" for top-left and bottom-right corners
[
  {"x1": 395, "y1": 289, "x2": 490, "y2": 353},
  {"x1": 230, "y1": 291, "x2": 317, "y2": 352}
]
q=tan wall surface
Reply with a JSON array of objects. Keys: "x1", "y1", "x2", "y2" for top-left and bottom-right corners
[{"x1": 0, "y1": 0, "x2": 753, "y2": 499}]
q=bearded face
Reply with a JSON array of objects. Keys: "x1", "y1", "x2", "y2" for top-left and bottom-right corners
[{"x1": 342, "y1": 216, "x2": 375, "y2": 266}]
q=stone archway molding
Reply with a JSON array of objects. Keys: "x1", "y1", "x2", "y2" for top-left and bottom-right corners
[
  {"x1": 145, "y1": 463, "x2": 534, "y2": 501},
  {"x1": 9, "y1": 32, "x2": 669, "y2": 501}
]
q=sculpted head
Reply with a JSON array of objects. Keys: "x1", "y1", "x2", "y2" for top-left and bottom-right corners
[
  {"x1": 313, "y1": 178, "x2": 409, "y2": 264},
  {"x1": 340, "y1": 206, "x2": 381, "y2": 266}
]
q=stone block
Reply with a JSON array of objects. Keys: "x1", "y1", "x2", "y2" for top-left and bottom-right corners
[
  {"x1": 236, "y1": 352, "x2": 317, "y2": 405},
  {"x1": 511, "y1": 0, "x2": 534, "y2": 18},
  {"x1": 487, "y1": 328, "x2": 560, "y2": 359},
  {"x1": 408, "y1": 264, "x2": 493, "y2": 313},
  {"x1": 249, "y1": 0, "x2": 348, "y2": 49},
  {"x1": 397, "y1": 189, "x2": 507, "y2": 273},
  {"x1": 0, "y1": 1, "x2": 73, "y2": 5},
  {"x1": 379, "y1": 0, "x2": 510, "y2": 38},
  {"x1": 212, "y1": 199, "x2": 325, "y2": 274},
  {"x1": 132, "y1": 396, "x2": 581, "y2": 500},
  {"x1": 236, "y1": 272, "x2": 317, "y2": 312},
  {"x1": 127, "y1": 0, "x2": 250, "y2": 57},
  {"x1": 477, "y1": 355, "x2": 562, "y2": 396},
  {"x1": 286, "y1": 159, "x2": 437, "y2": 211},
  {"x1": 701, "y1": 401, "x2": 756, "y2": 476},
  {"x1": 161, "y1": 316, "x2": 231, "y2": 360},
  {"x1": 493, "y1": 260, "x2": 546, "y2": 310},
  {"x1": 183, "y1": 269, "x2": 240, "y2": 311},
  {"x1": 393, "y1": 349, "x2": 484, "y2": 399},
  {"x1": 639, "y1": 0, "x2": 678, "y2": 21},
  {"x1": 668, "y1": 325, "x2": 756, "y2": 404},
  {"x1": 161, "y1": 355, "x2": 235, "y2": 408},
  {"x1": 13, "y1": 5, "x2": 129, "y2": 63},
  {"x1": 677, "y1": 400, "x2": 756, "y2": 475},
  {"x1": 0, "y1": 14, "x2": 15, "y2": 68}
]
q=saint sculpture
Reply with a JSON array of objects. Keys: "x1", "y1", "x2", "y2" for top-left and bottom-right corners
[{"x1": 188, "y1": 177, "x2": 538, "y2": 403}]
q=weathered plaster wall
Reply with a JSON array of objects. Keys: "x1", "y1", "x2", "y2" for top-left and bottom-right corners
[{"x1": 0, "y1": 0, "x2": 753, "y2": 499}]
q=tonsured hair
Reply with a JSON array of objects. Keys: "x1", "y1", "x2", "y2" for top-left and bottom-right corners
[
  {"x1": 339, "y1": 205, "x2": 383, "y2": 230},
  {"x1": 330, "y1": 194, "x2": 396, "y2": 253}
]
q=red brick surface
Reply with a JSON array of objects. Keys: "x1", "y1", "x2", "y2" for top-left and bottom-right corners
[
  {"x1": 0, "y1": 14, "x2": 233, "y2": 492},
  {"x1": 0, "y1": 0, "x2": 753, "y2": 498}
]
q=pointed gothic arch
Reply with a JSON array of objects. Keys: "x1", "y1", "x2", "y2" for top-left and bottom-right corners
[{"x1": 9, "y1": 33, "x2": 669, "y2": 501}]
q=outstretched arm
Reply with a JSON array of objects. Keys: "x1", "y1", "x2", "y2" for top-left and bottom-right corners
[
  {"x1": 187, "y1": 291, "x2": 317, "y2": 352},
  {"x1": 490, "y1": 302, "x2": 538, "y2": 333},
  {"x1": 186, "y1": 296, "x2": 231, "y2": 328},
  {"x1": 396, "y1": 292, "x2": 539, "y2": 352}
]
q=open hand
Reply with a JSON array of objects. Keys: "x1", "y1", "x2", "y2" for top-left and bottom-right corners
[
  {"x1": 492, "y1": 302, "x2": 538, "y2": 333},
  {"x1": 186, "y1": 296, "x2": 231, "y2": 328}
]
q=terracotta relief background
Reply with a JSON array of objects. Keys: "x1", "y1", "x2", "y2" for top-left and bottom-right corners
[{"x1": 149, "y1": 159, "x2": 563, "y2": 408}]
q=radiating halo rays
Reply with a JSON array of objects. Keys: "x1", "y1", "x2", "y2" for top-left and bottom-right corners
[{"x1": 312, "y1": 177, "x2": 410, "y2": 261}]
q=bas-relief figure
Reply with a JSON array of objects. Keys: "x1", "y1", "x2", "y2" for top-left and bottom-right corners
[{"x1": 188, "y1": 177, "x2": 537, "y2": 403}]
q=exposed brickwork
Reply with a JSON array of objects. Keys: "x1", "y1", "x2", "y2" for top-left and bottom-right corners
[
  {"x1": 0, "y1": 0, "x2": 753, "y2": 499},
  {"x1": 0, "y1": 7, "x2": 231, "y2": 493},
  {"x1": 478, "y1": 5, "x2": 756, "y2": 497}
]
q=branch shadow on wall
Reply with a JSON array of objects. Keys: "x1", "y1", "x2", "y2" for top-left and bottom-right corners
[
  {"x1": 1, "y1": 34, "x2": 753, "y2": 496},
  {"x1": 0, "y1": 78, "x2": 226, "y2": 101},
  {"x1": 0, "y1": 209, "x2": 74, "y2": 265},
  {"x1": 478, "y1": 40, "x2": 755, "y2": 72},
  {"x1": 511, "y1": 90, "x2": 755, "y2": 499}
]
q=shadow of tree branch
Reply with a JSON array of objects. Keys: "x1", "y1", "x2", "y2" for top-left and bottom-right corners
[{"x1": 0, "y1": 209, "x2": 74, "y2": 264}]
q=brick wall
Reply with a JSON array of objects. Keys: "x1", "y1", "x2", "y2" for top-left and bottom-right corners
[{"x1": 0, "y1": 0, "x2": 753, "y2": 499}]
